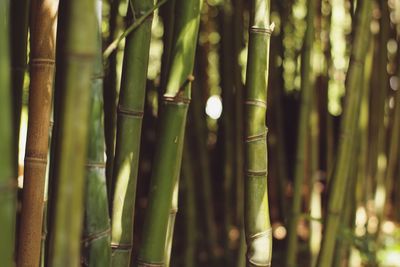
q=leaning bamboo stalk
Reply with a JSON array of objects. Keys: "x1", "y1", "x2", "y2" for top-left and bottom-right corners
[
  {"x1": 17, "y1": 1, "x2": 59, "y2": 266},
  {"x1": 135, "y1": 0, "x2": 202, "y2": 265},
  {"x1": 243, "y1": 0, "x2": 273, "y2": 266},
  {"x1": 316, "y1": 1, "x2": 372, "y2": 266},
  {"x1": 0, "y1": 1, "x2": 17, "y2": 265},
  {"x1": 286, "y1": 0, "x2": 316, "y2": 265},
  {"x1": 47, "y1": 0, "x2": 97, "y2": 265},
  {"x1": 109, "y1": 1, "x2": 154, "y2": 265},
  {"x1": 81, "y1": 1, "x2": 111, "y2": 266}
]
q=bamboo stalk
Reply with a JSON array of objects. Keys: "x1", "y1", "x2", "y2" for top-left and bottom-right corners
[
  {"x1": 135, "y1": 0, "x2": 202, "y2": 265},
  {"x1": 10, "y1": 0, "x2": 29, "y2": 178},
  {"x1": 0, "y1": 1, "x2": 17, "y2": 265},
  {"x1": 243, "y1": 0, "x2": 273, "y2": 266},
  {"x1": 286, "y1": 0, "x2": 317, "y2": 265},
  {"x1": 47, "y1": 0, "x2": 97, "y2": 265},
  {"x1": 103, "y1": 0, "x2": 120, "y2": 199},
  {"x1": 81, "y1": 1, "x2": 112, "y2": 266},
  {"x1": 220, "y1": 1, "x2": 236, "y2": 258},
  {"x1": 192, "y1": 45, "x2": 219, "y2": 262},
  {"x1": 17, "y1": 1, "x2": 58, "y2": 266},
  {"x1": 182, "y1": 139, "x2": 196, "y2": 267},
  {"x1": 316, "y1": 1, "x2": 372, "y2": 266},
  {"x1": 109, "y1": 1, "x2": 154, "y2": 265}
]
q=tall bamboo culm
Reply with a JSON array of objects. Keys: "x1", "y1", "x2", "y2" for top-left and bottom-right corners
[
  {"x1": 109, "y1": 0, "x2": 154, "y2": 265},
  {"x1": 17, "y1": 1, "x2": 59, "y2": 266},
  {"x1": 316, "y1": 1, "x2": 372, "y2": 266},
  {"x1": 48, "y1": 0, "x2": 97, "y2": 265},
  {"x1": 135, "y1": 0, "x2": 202, "y2": 265},
  {"x1": 81, "y1": 0, "x2": 111, "y2": 266},
  {"x1": 0, "y1": 0, "x2": 17, "y2": 265},
  {"x1": 285, "y1": 0, "x2": 316, "y2": 265},
  {"x1": 243, "y1": 0, "x2": 273, "y2": 266}
]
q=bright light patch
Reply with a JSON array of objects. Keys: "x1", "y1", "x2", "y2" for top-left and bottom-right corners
[
  {"x1": 273, "y1": 225, "x2": 287, "y2": 240},
  {"x1": 205, "y1": 95, "x2": 223, "y2": 120}
]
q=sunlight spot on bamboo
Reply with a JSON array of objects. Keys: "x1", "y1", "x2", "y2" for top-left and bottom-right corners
[
  {"x1": 390, "y1": 76, "x2": 398, "y2": 91},
  {"x1": 387, "y1": 39, "x2": 398, "y2": 55},
  {"x1": 355, "y1": 206, "x2": 367, "y2": 227},
  {"x1": 389, "y1": 96, "x2": 395, "y2": 109},
  {"x1": 382, "y1": 221, "x2": 396, "y2": 234},
  {"x1": 228, "y1": 227, "x2": 240, "y2": 241},
  {"x1": 367, "y1": 216, "x2": 379, "y2": 234},
  {"x1": 205, "y1": 95, "x2": 222, "y2": 119},
  {"x1": 273, "y1": 224, "x2": 286, "y2": 240},
  {"x1": 112, "y1": 157, "x2": 132, "y2": 241}
]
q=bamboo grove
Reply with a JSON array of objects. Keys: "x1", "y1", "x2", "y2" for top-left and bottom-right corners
[{"x1": 2, "y1": 0, "x2": 400, "y2": 266}]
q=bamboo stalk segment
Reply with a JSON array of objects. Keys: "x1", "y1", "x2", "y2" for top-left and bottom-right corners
[
  {"x1": 316, "y1": 1, "x2": 372, "y2": 266},
  {"x1": 17, "y1": 1, "x2": 59, "y2": 266},
  {"x1": 110, "y1": 1, "x2": 154, "y2": 265},
  {"x1": 81, "y1": 1, "x2": 112, "y2": 266},
  {"x1": 243, "y1": 0, "x2": 273, "y2": 266},
  {"x1": 48, "y1": 0, "x2": 97, "y2": 266},
  {"x1": 285, "y1": 0, "x2": 317, "y2": 264},
  {"x1": 0, "y1": 1, "x2": 17, "y2": 265},
  {"x1": 135, "y1": 0, "x2": 202, "y2": 265}
]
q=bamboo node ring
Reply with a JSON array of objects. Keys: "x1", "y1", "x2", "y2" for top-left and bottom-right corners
[
  {"x1": 117, "y1": 105, "x2": 144, "y2": 118},
  {"x1": 136, "y1": 259, "x2": 164, "y2": 267}
]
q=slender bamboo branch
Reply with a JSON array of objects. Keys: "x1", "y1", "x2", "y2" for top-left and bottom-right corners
[
  {"x1": 48, "y1": 0, "x2": 97, "y2": 265},
  {"x1": 110, "y1": 0, "x2": 154, "y2": 265},
  {"x1": 316, "y1": 1, "x2": 372, "y2": 266},
  {"x1": 135, "y1": 0, "x2": 202, "y2": 265},
  {"x1": 17, "y1": 1, "x2": 58, "y2": 266},
  {"x1": 81, "y1": 1, "x2": 112, "y2": 266},
  {"x1": 0, "y1": 1, "x2": 17, "y2": 265},
  {"x1": 243, "y1": 0, "x2": 273, "y2": 266}
]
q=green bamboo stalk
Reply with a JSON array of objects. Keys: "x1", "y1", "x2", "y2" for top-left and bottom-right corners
[
  {"x1": 220, "y1": 1, "x2": 236, "y2": 258},
  {"x1": 243, "y1": 0, "x2": 273, "y2": 266},
  {"x1": 47, "y1": 0, "x2": 97, "y2": 265},
  {"x1": 384, "y1": 60, "x2": 400, "y2": 217},
  {"x1": 10, "y1": 0, "x2": 29, "y2": 178},
  {"x1": 0, "y1": 1, "x2": 16, "y2": 265},
  {"x1": 316, "y1": 1, "x2": 372, "y2": 266},
  {"x1": 182, "y1": 140, "x2": 196, "y2": 267},
  {"x1": 164, "y1": 178, "x2": 179, "y2": 267},
  {"x1": 81, "y1": 1, "x2": 111, "y2": 266},
  {"x1": 192, "y1": 47, "x2": 219, "y2": 262},
  {"x1": 159, "y1": 0, "x2": 176, "y2": 91},
  {"x1": 109, "y1": 1, "x2": 154, "y2": 265},
  {"x1": 17, "y1": 0, "x2": 58, "y2": 266},
  {"x1": 286, "y1": 0, "x2": 317, "y2": 265},
  {"x1": 135, "y1": 0, "x2": 202, "y2": 265}
]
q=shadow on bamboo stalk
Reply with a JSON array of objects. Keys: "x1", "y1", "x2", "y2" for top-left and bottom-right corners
[{"x1": 10, "y1": 0, "x2": 29, "y2": 180}]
